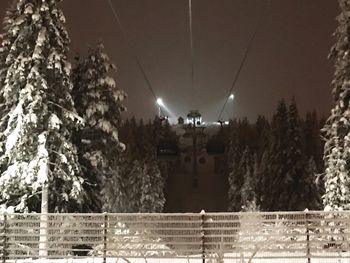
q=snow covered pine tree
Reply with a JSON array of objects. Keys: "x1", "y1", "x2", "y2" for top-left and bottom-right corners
[
  {"x1": 72, "y1": 43, "x2": 126, "y2": 212},
  {"x1": 323, "y1": 0, "x2": 350, "y2": 210},
  {"x1": 267, "y1": 100, "x2": 290, "y2": 210},
  {"x1": 112, "y1": 119, "x2": 166, "y2": 213},
  {"x1": 239, "y1": 147, "x2": 258, "y2": 211},
  {"x1": 0, "y1": 0, "x2": 84, "y2": 212}
]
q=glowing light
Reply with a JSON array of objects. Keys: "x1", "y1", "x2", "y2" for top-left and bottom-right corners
[
  {"x1": 229, "y1": 94, "x2": 235, "y2": 100},
  {"x1": 155, "y1": 98, "x2": 176, "y2": 121},
  {"x1": 156, "y1": 98, "x2": 164, "y2": 106}
]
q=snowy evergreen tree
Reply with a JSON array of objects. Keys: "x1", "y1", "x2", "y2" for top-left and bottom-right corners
[
  {"x1": 137, "y1": 120, "x2": 166, "y2": 212},
  {"x1": 257, "y1": 148, "x2": 271, "y2": 210},
  {"x1": 105, "y1": 118, "x2": 166, "y2": 212},
  {"x1": 226, "y1": 119, "x2": 263, "y2": 211},
  {"x1": 223, "y1": 99, "x2": 325, "y2": 211},
  {"x1": 254, "y1": 115, "x2": 270, "y2": 162},
  {"x1": 286, "y1": 99, "x2": 313, "y2": 210},
  {"x1": 237, "y1": 118, "x2": 254, "y2": 150},
  {"x1": 222, "y1": 120, "x2": 238, "y2": 180},
  {"x1": 304, "y1": 111, "x2": 323, "y2": 171},
  {"x1": 72, "y1": 43, "x2": 126, "y2": 212},
  {"x1": 300, "y1": 156, "x2": 322, "y2": 209},
  {"x1": 0, "y1": 4, "x2": 18, "y2": 123},
  {"x1": 228, "y1": 145, "x2": 252, "y2": 211},
  {"x1": 323, "y1": 0, "x2": 350, "y2": 210},
  {"x1": 0, "y1": 0, "x2": 84, "y2": 212},
  {"x1": 119, "y1": 117, "x2": 137, "y2": 153},
  {"x1": 139, "y1": 158, "x2": 165, "y2": 212},
  {"x1": 268, "y1": 99, "x2": 290, "y2": 210},
  {"x1": 227, "y1": 123, "x2": 242, "y2": 211},
  {"x1": 102, "y1": 157, "x2": 139, "y2": 213},
  {"x1": 240, "y1": 149, "x2": 258, "y2": 211},
  {"x1": 111, "y1": 158, "x2": 165, "y2": 213}
]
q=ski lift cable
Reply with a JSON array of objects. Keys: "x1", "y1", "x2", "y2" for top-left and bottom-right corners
[
  {"x1": 106, "y1": 0, "x2": 165, "y2": 116},
  {"x1": 188, "y1": 0, "x2": 195, "y2": 108},
  {"x1": 217, "y1": 0, "x2": 271, "y2": 121}
]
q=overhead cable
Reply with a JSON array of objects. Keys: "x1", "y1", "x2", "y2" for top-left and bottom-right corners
[
  {"x1": 106, "y1": 0, "x2": 165, "y2": 115},
  {"x1": 217, "y1": 0, "x2": 271, "y2": 121},
  {"x1": 188, "y1": 0, "x2": 195, "y2": 108}
]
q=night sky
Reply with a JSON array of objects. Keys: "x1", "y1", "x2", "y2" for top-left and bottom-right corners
[{"x1": 0, "y1": 0, "x2": 339, "y2": 123}]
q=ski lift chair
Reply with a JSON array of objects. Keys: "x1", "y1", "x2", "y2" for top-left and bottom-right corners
[{"x1": 157, "y1": 140, "x2": 179, "y2": 159}]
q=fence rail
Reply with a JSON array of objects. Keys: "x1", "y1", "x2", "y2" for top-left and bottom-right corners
[{"x1": 1, "y1": 211, "x2": 350, "y2": 262}]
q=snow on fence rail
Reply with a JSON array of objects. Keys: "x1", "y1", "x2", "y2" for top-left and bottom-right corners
[{"x1": 1, "y1": 211, "x2": 350, "y2": 262}]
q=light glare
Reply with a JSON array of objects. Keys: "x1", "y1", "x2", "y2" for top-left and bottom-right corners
[{"x1": 157, "y1": 98, "x2": 164, "y2": 106}]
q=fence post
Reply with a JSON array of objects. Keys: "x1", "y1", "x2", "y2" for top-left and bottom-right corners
[
  {"x1": 39, "y1": 187, "x2": 49, "y2": 259},
  {"x1": 103, "y1": 213, "x2": 108, "y2": 263},
  {"x1": 200, "y1": 210, "x2": 205, "y2": 263},
  {"x1": 305, "y1": 211, "x2": 310, "y2": 263},
  {"x1": 2, "y1": 213, "x2": 7, "y2": 263}
]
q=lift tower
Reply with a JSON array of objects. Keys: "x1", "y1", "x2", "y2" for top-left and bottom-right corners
[{"x1": 186, "y1": 110, "x2": 203, "y2": 188}]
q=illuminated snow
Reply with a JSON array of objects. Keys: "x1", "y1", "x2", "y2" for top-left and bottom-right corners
[
  {"x1": 37, "y1": 133, "x2": 49, "y2": 184},
  {"x1": 5, "y1": 103, "x2": 24, "y2": 155},
  {"x1": 49, "y1": 113, "x2": 62, "y2": 130}
]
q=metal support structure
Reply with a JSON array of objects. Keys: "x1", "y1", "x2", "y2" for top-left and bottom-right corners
[
  {"x1": 192, "y1": 120, "x2": 198, "y2": 188},
  {"x1": 1, "y1": 213, "x2": 7, "y2": 263},
  {"x1": 39, "y1": 186, "x2": 49, "y2": 259},
  {"x1": 187, "y1": 110, "x2": 202, "y2": 188},
  {"x1": 103, "y1": 213, "x2": 108, "y2": 263},
  {"x1": 305, "y1": 212, "x2": 311, "y2": 263},
  {"x1": 200, "y1": 210, "x2": 205, "y2": 263}
]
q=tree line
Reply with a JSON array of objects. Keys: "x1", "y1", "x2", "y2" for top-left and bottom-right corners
[{"x1": 221, "y1": 99, "x2": 325, "y2": 211}]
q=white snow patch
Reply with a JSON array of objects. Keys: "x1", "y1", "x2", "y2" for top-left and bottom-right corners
[
  {"x1": 14, "y1": 16, "x2": 25, "y2": 26},
  {"x1": 37, "y1": 132, "x2": 49, "y2": 184},
  {"x1": 64, "y1": 61, "x2": 71, "y2": 75},
  {"x1": 81, "y1": 139, "x2": 92, "y2": 144},
  {"x1": 5, "y1": 103, "x2": 24, "y2": 155},
  {"x1": 59, "y1": 153, "x2": 68, "y2": 164},
  {"x1": 96, "y1": 102, "x2": 109, "y2": 113},
  {"x1": 36, "y1": 28, "x2": 46, "y2": 47},
  {"x1": 49, "y1": 113, "x2": 62, "y2": 130},
  {"x1": 101, "y1": 52, "x2": 109, "y2": 60},
  {"x1": 40, "y1": 3, "x2": 49, "y2": 12},
  {"x1": 119, "y1": 142, "x2": 126, "y2": 151},
  {"x1": 98, "y1": 120, "x2": 112, "y2": 133},
  {"x1": 24, "y1": 4, "x2": 34, "y2": 15},
  {"x1": 11, "y1": 26, "x2": 20, "y2": 35},
  {"x1": 105, "y1": 76, "x2": 116, "y2": 87},
  {"x1": 32, "y1": 12, "x2": 40, "y2": 22},
  {"x1": 26, "y1": 113, "x2": 38, "y2": 125}
]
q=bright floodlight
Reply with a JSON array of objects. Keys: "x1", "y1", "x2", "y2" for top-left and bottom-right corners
[
  {"x1": 229, "y1": 94, "x2": 235, "y2": 100},
  {"x1": 157, "y1": 98, "x2": 164, "y2": 106}
]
